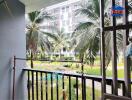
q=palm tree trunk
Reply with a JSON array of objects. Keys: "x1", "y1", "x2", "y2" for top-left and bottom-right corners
[
  {"x1": 50, "y1": 52, "x2": 53, "y2": 60},
  {"x1": 31, "y1": 51, "x2": 34, "y2": 68},
  {"x1": 59, "y1": 49, "x2": 61, "y2": 60}
]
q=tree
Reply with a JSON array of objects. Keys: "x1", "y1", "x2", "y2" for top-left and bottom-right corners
[
  {"x1": 52, "y1": 28, "x2": 72, "y2": 60},
  {"x1": 73, "y1": 0, "x2": 123, "y2": 66},
  {"x1": 26, "y1": 10, "x2": 58, "y2": 68},
  {"x1": 128, "y1": 0, "x2": 132, "y2": 14}
]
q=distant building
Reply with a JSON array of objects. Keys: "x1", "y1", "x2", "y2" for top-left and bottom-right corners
[{"x1": 44, "y1": 0, "x2": 87, "y2": 33}]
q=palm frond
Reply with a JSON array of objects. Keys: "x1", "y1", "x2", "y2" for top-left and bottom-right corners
[
  {"x1": 26, "y1": 10, "x2": 57, "y2": 54},
  {"x1": 28, "y1": 11, "x2": 40, "y2": 22},
  {"x1": 73, "y1": 0, "x2": 122, "y2": 66},
  {"x1": 40, "y1": 31, "x2": 58, "y2": 41}
]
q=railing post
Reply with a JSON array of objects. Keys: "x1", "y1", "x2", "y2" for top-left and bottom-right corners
[
  {"x1": 122, "y1": 82, "x2": 126, "y2": 96},
  {"x1": 92, "y1": 79, "x2": 95, "y2": 100},
  {"x1": 12, "y1": 56, "x2": 16, "y2": 100},
  {"x1": 36, "y1": 72, "x2": 38, "y2": 100},
  {"x1": 40, "y1": 72, "x2": 43, "y2": 100},
  {"x1": 81, "y1": 57, "x2": 86, "y2": 100},
  {"x1": 76, "y1": 77, "x2": 78, "y2": 100},
  {"x1": 27, "y1": 71, "x2": 30, "y2": 100},
  {"x1": 122, "y1": 0, "x2": 131, "y2": 97},
  {"x1": 31, "y1": 71, "x2": 34, "y2": 100},
  {"x1": 56, "y1": 74, "x2": 59, "y2": 100},
  {"x1": 45, "y1": 73, "x2": 48, "y2": 100},
  {"x1": 51, "y1": 73, "x2": 53, "y2": 100},
  {"x1": 100, "y1": 0, "x2": 106, "y2": 99},
  {"x1": 69, "y1": 76, "x2": 71, "y2": 100},
  {"x1": 62, "y1": 75, "x2": 66, "y2": 100}
]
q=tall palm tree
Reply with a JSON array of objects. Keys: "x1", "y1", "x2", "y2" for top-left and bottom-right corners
[
  {"x1": 26, "y1": 10, "x2": 58, "y2": 68},
  {"x1": 52, "y1": 28, "x2": 71, "y2": 59},
  {"x1": 73, "y1": 0, "x2": 123, "y2": 66}
]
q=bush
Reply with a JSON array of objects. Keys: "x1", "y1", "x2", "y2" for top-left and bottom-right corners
[
  {"x1": 63, "y1": 57, "x2": 74, "y2": 60},
  {"x1": 63, "y1": 64, "x2": 71, "y2": 67}
]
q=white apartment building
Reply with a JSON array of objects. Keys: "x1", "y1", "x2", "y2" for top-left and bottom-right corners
[
  {"x1": 44, "y1": 0, "x2": 87, "y2": 33},
  {"x1": 44, "y1": 0, "x2": 132, "y2": 34}
]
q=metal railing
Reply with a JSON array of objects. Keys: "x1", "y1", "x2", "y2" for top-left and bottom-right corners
[{"x1": 23, "y1": 68, "x2": 132, "y2": 100}]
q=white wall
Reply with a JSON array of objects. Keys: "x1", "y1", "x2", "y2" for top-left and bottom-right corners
[{"x1": 0, "y1": 0, "x2": 26, "y2": 100}]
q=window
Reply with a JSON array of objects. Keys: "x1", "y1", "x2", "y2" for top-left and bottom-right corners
[
  {"x1": 61, "y1": 15, "x2": 63, "y2": 19},
  {"x1": 62, "y1": 7, "x2": 65, "y2": 12},
  {"x1": 66, "y1": 6, "x2": 69, "y2": 12}
]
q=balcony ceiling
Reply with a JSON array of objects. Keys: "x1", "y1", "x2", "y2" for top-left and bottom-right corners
[{"x1": 19, "y1": 0, "x2": 67, "y2": 12}]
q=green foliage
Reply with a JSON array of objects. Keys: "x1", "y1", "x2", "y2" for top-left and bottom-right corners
[
  {"x1": 26, "y1": 10, "x2": 58, "y2": 57},
  {"x1": 52, "y1": 28, "x2": 72, "y2": 59},
  {"x1": 63, "y1": 64, "x2": 71, "y2": 68},
  {"x1": 73, "y1": 0, "x2": 123, "y2": 66},
  {"x1": 63, "y1": 57, "x2": 74, "y2": 60}
]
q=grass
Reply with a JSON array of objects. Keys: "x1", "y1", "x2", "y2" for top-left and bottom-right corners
[
  {"x1": 76, "y1": 66, "x2": 132, "y2": 79},
  {"x1": 27, "y1": 61, "x2": 132, "y2": 79}
]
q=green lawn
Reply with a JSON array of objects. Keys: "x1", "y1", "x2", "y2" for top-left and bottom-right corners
[
  {"x1": 80, "y1": 67, "x2": 132, "y2": 79},
  {"x1": 27, "y1": 61, "x2": 132, "y2": 79}
]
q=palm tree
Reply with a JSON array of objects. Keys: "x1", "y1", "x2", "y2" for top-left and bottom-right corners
[
  {"x1": 52, "y1": 28, "x2": 71, "y2": 60},
  {"x1": 128, "y1": 0, "x2": 132, "y2": 14},
  {"x1": 73, "y1": 0, "x2": 123, "y2": 66},
  {"x1": 26, "y1": 10, "x2": 58, "y2": 68}
]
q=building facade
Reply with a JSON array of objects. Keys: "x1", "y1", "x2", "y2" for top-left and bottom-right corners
[{"x1": 45, "y1": 0, "x2": 87, "y2": 33}]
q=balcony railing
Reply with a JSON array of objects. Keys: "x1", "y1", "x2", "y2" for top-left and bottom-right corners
[{"x1": 23, "y1": 68, "x2": 132, "y2": 100}]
